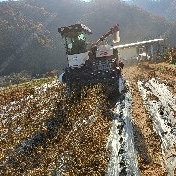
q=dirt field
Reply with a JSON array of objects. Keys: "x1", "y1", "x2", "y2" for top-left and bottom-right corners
[
  {"x1": 123, "y1": 62, "x2": 176, "y2": 176},
  {"x1": 0, "y1": 62, "x2": 175, "y2": 175}
]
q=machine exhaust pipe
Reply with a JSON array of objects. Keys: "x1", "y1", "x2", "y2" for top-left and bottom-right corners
[{"x1": 113, "y1": 31, "x2": 120, "y2": 43}]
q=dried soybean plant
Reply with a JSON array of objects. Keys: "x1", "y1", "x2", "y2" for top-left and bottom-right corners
[{"x1": 0, "y1": 82, "x2": 112, "y2": 175}]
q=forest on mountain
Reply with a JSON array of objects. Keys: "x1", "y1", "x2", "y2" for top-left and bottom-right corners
[
  {"x1": 131, "y1": 0, "x2": 176, "y2": 20},
  {"x1": 0, "y1": 0, "x2": 176, "y2": 76}
]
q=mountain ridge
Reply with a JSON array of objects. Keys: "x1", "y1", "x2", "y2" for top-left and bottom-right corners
[
  {"x1": 129, "y1": 0, "x2": 176, "y2": 20},
  {"x1": 0, "y1": 0, "x2": 176, "y2": 76}
]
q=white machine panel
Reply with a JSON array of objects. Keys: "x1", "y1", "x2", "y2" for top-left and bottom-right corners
[
  {"x1": 67, "y1": 52, "x2": 89, "y2": 68},
  {"x1": 96, "y1": 45, "x2": 113, "y2": 58}
]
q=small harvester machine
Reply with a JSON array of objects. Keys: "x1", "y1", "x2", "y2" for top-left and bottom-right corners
[{"x1": 58, "y1": 23, "x2": 123, "y2": 98}]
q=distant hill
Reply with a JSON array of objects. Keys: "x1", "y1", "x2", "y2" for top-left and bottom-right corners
[
  {"x1": 130, "y1": 0, "x2": 176, "y2": 21},
  {"x1": 0, "y1": 0, "x2": 176, "y2": 76},
  {"x1": 0, "y1": 1, "x2": 66, "y2": 76}
]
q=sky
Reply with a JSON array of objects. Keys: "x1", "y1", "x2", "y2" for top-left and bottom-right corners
[
  {"x1": 0, "y1": 0, "x2": 129, "y2": 2},
  {"x1": 0, "y1": 0, "x2": 18, "y2": 1},
  {"x1": 0, "y1": 0, "x2": 92, "y2": 1},
  {"x1": 81, "y1": 0, "x2": 92, "y2": 2}
]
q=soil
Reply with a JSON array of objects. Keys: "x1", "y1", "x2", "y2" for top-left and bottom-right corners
[
  {"x1": 0, "y1": 62, "x2": 175, "y2": 175},
  {"x1": 123, "y1": 61, "x2": 176, "y2": 176}
]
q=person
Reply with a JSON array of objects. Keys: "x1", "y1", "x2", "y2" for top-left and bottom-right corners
[
  {"x1": 119, "y1": 60, "x2": 124, "y2": 69},
  {"x1": 114, "y1": 57, "x2": 119, "y2": 67}
]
